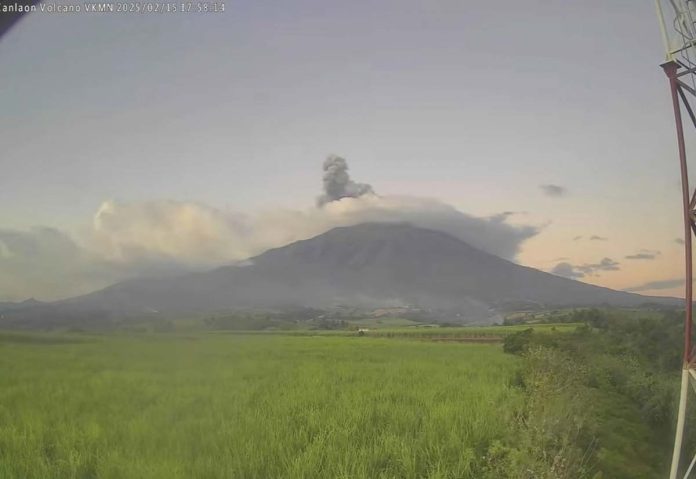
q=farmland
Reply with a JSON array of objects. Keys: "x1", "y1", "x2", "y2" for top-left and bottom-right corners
[
  {"x1": 213, "y1": 322, "x2": 580, "y2": 340},
  {"x1": 0, "y1": 333, "x2": 519, "y2": 478},
  {"x1": 0, "y1": 312, "x2": 680, "y2": 478}
]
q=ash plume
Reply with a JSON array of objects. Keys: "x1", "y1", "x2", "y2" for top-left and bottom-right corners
[{"x1": 317, "y1": 155, "x2": 374, "y2": 206}]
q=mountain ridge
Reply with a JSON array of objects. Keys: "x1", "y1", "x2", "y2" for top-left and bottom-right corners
[{"x1": 0, "y1": 222, "x2": 679, "y2": 328}]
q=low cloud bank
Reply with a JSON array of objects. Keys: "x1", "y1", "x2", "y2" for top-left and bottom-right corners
[
  {"x1": 625, "y1": 250, "x2": 660, "y2": 260},
  {"x1": 624, "y1": 278, "x2": 685, "y2": 292},
  {"x1": 550, "y1": 257, "x2": 621, "y2": 279},
  {"x1": 0, "y1": 157, "x2": 541, "y2": 301}
]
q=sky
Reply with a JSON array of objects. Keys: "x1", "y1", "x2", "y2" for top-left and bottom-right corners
[{"x1": 0, "y1": 0, "x2": 692, "y2": 301}]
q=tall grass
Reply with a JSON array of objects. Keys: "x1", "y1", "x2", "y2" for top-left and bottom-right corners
[{"x1": 0, "y1": 334, "x2": 519, "y2": 478}]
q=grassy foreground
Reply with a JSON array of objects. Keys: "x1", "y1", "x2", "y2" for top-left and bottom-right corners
[{"x1": 0, "y1": 333, "x2": 519, "y2": 478}]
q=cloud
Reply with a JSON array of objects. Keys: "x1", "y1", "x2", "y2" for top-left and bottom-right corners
[
  {"x1": 90, "y1": 200, "x2": 257, "y2": 268},
  {"x1": 573, "y1": 235, "x2": 607, "y2": 241},
  {"x1": 585, "y1": 257, "x2": 620, "y2": 272},
  {"x1": 550, "y1": 257, "x2": 620, "y2": 279},
  {"x1": 487, "y1": 211, "x2": 528, "y2": 224},
  {"x1": 625, "y1": 254, "x2": 656, "y2": 260},
  {"x1": 85, "y1": 157, "x2": 539, "y2": 266},
  {"x1": 550, "y1": 262, "x2": 584, "y2": 279},
  {"x1": 624, "y1": 278, "x2": 685, "y2": 292},
  {"x1": 89, "y1": 195, "x2": 539, "y2": 266},
  {"x1": 0, "y1": 157, "x2": 542, "y2": 301},
  {"x1": 539, "y1": 184, "x2": 567, "y2": 197},
  {"x1": 625, "y1": 250, "x2": 661, "y2": 260},
  {"x1": 0, "y1": 227, "x2": 120, "y2": 302}
]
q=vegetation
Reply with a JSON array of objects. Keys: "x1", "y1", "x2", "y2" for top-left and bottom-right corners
[
  {"x1": 0, "y1": 308, "x2": 689, "y2": 478},
  {"x1": 0, "y1": 334, "x2": 519, "y2": 478},
  {"x1": 501, "y1": 309, "x2": 689, "y2": 478}
]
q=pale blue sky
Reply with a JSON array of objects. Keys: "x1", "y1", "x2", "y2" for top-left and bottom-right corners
[{"x1": 0, "y1": 1, "x2": 692, "y2": 299}]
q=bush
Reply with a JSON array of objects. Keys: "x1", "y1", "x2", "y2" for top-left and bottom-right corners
[
  {"x1": 499, "y1": 309, "x2": 686, "y2": 477},
  {"x1": 484, "y1": 346, "x2": 597, "y2": 479},
  {"x1": 503, "y1": 328, "x2": 534, "y2": 355}
]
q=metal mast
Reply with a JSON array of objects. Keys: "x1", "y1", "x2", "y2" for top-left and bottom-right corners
[{"x1": 655, "y1": 1, "x2": 696, "y2": 477}]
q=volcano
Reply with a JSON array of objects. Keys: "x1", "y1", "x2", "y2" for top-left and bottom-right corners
[{"x1": 0, "y1": 223, "x2": 674, "y2": 328}]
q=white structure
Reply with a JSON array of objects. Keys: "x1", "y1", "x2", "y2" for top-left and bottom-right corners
[{"x1": 655, "y1": 2, "x2": 696, "y2": 478}]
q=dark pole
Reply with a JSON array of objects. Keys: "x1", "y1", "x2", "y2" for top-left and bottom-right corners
[
  {"x1": 0, "y1": 0, "x2": 41, "y2": 40},
  {"x1": 662, "y1": 60, "x2": 693, "y2": 365}
]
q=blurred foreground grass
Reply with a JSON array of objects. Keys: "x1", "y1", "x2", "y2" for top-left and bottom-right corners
[{"x1": 0, "y1": 333, "x2": 518, "y2": 478}]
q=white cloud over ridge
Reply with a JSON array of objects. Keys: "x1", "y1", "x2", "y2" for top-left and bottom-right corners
[
  {"x1": 91, "y1": 194, "x2": 539, "y2": 268},
  {"x1": 0, "y1": 194, "x2": 540, "y2": 301}
]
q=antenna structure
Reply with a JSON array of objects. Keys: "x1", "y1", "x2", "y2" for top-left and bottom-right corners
[{"x1": 656, "y1": 1, "x2": 696, "y2": 478}]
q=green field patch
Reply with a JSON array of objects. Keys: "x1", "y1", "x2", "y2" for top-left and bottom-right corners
[
  {"x1": 0, "y1": 333, "x2": 519, "y2": 478},
  {"x1": 345, "y1": 317, "x2": 423, "y2": 328},
  {"x1": 0, "y1": 331, "x2": 94, "y2": 345}
]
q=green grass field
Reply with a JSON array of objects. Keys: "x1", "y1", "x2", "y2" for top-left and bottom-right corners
[{"x1": 0, "y1": 333, "x2": 520, "y2": 478}]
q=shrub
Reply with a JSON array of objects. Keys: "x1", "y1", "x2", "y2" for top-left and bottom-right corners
[{"x1": 503, "y1": 328, "x2": 534, "y2": 355}]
